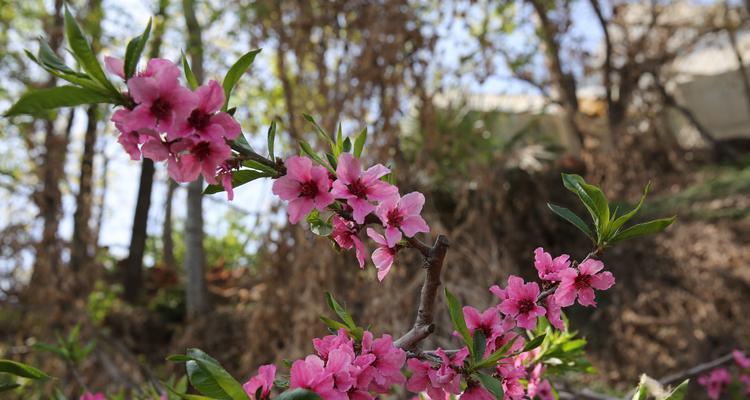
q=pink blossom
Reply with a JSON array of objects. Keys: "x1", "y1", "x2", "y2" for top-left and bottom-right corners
[
  {"x1": 173, "y1": 80, "x2": 241, "y2": 141},
  {"x1": 243, "y1": 364, "x2": 276, "y2": 400},
  {"x1": 313, "y1": 329, "x2": 355, "y2": 361},
  {"x1": 331, "y1": 216, "x2": 367, "y2": 269},
  {"x1": 460, "y1": 384, "x2": 494, "y2": 400},
  {"x1": 406, "y1": 358, "x2": 447, "y2": 400},
  {"x1": 533, "y1": 247, "x2": 570, "y2": 282},
  {"x1": 489, "y1": 285, "x2": 509, "y2": 302},
  {"x1": 374, "y1": 192, "x2": 429, "y2": 247},
  {"x1": 272, "y1": 156, "x2": 335, "y2": 224},
  {"x1": 80, "y1": 393, "x2": 106, "y2": 400},
  {"x1": 360, "y1": 331, "x2": 407, "y2": 393},
  {"x1": 698, "y1": 368, "x2": 731, "y2": 400},
  {"x1": 734, "y1": 349, "x2": 750, "y2": 369},
  {"x1": 216, "y1": 162, "x2": 236, "y2": 201},
  {"x1": 290, "y1": 355, "x2": 338, "y2": 399},
  {"x1": 366, "y1": 228, "x2": 398, "y2": 281},
  {"x1": 105, "y1": 56, "x2": 125, "y2": 79},
  {"x1": 555, "y1": 259, "x2": 615, "y2": 307},
  {"x1": 498, "y1": 276, "x2": 546, "y2": 330},
  {"x1": 171, "y1": 137, "x2": 232, "y2": 184},
  {"x1": 123, "y1": 59, "x2": 197, "y2": 135},
  {"x1": 740, "y1": 374, "x2": 750, "y2": 396},
  {"x1": 496, "y1": 364, "x2": 526, "y2": 400},
  {"x1": 463, "y1": 306, "x2": 515, "y2": 355},
  {"x1": 545, "y1": 294, "x2": 565, "y2": 331},
  {"x1": 406, "y1": 348, "x2": 467, "y2": 400},
  {"x1": 529, "y1": 379, "x2": 554, "y2": 400},
  {"x1": 331, "y1": 154, "x2": 398, "y2": 224}
]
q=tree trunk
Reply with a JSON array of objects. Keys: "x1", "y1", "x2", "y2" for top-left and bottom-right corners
[
  {"x1": 182, "y1": 0, "x2": 210, "y2": 318},
  {"x1": 528, "y1": 0, "x2": 584, "y2": 154},
  {"x1": 161, "y1": 179, "x2": 177, "y2": 269},
  {"x1": 121, "y1": 0, "x2": 170, "y2": 303}
]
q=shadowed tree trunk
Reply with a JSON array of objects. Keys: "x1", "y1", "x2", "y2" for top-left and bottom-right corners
[
  {"x1": 70, "y1": 0, "x2": 103, "y2": 280},
  {"x1": 161, "y1": 179, "x2": 177, "y2": 269},
  {"x1": 28, "y1": 0, "x2": 70, "y2": 303},
  {"x1": 182, "y1": 0, "x2": 210, "y2": 318},
  {"x1": 122, "y1": 0, "x2": 170, "y2": 303}
]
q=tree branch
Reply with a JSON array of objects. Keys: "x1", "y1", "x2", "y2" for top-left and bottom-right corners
[{"x1": 394, "y1": 235, "x2": 450, "y2": 350}]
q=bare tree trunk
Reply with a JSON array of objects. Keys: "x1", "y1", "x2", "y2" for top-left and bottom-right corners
[
  {"x1": 528, "y1": 0, "x2": 584, "y2": 154},
  {"x1": 161, "y1": 179, "x2": 177, "y2": 269},
  {"x1": 28, "y1": 0, "x2": 69, "y2": 299},
  {"x1": 94, "y1": 152, "x2": 110, "y2": 243},
  {"x1": 70, "y1": 0, "x2": 104, "y2": 280},
  {"x1": 182, "y1": 0, "x2": 210, "y2": 318},
  {"x1": 122, "y1": 0, "x2": 169, "y2": 303}
]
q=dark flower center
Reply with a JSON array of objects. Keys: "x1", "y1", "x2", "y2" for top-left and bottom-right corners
[
  {"x1": 574, "y1": 274, "x2": 591, "y2": 290},
  {"x1": 150, "y1": 98, "x2": 172, "y2": 120},
  {"x1": 188, "y1": 109, "x2": 212, "y2": 131},
  {"x1": 347, "y1": 178, "x2": 369, "y2": 198},
  {"x1": 299, "y1": 180, "x2": 319, "y2": 198},
  {"x1": 191, "y1": 141, "x2": 211, "y2": 161},
  {"x1": 386, "y1": 208, "x2": 403, "y2": 227},
  {"x1": 518, "y1": 299, "x2": 536, "y2": 315}
]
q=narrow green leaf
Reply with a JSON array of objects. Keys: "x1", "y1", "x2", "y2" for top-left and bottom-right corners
[
  {"x1": 476, "y1": 372, "x2": 504, "y2": 400},
  {"x1": 319, "y1": 316, "x2": 349, "y2": 331},
  {"x1": 307, "y1": 210, "x2": 333, "y2": 236},
  {"x1": 609, "y1": 217, "x2": 675, "y2": 244},
  {"x1": 27, "y1": 49, "x2": 105, "y2": 92},
  {"x1": 444, "y1": 288, "x2": 472, "y2": 346},
  {"x1": 335, "y1": 122, "x2": 344, "y2": 156},
  {"x1": 182, "y1": 52, "x2": 199, "y2": 90},
  {"x1": 547, "y1": 203, "x2": 594, "y2": 241},
  {"x1": 342, "y1": 137, "x2": 352, "y2": 153},
  {"x1": 561, "y1": 174, "x2": 607, "y2": 234},
  {"x1": 353, "y1": 127, "x2": 367, "y2": 157},
  {"x1": 222, "y1": 49, "x2": 262, "y2": 110},
  {"x1": 242, "y1": 160, "x2": 278, "y2": 176},
  {"x1": 324, "y1": 292, "x2": 357, "y2": 329},
  {"x1": 166, "y1": 384, "x2": 215, "y2": 400},
  {"x1": 472, "y1": 331, "x2": 487, "y2": 363},
  {"x1": 303, "y1": 114, "x2": 335, "y2": 150},
  {"x1": 203, "y1": 169, "x2": 274, "y2": 195},
  {"x1": 37, "y1": 39, "x2": 81, "y2": 75},
  {"x1": 0, "y1": 383, "x2": 21, "y2": 393},
  {"x1": 473, "y1": 336, "x2": 519, "y2": 370},
  {"x1": 299, "y1": 141, "x2": 335, "y2": 173},
  {"x1": 124, "y1": 19, "x2": 152, "y2": 79},
  {"x1": 166, "y1": 355, "x2": 192, "y2": 362},
  {"x1": 609, "y1": 182, "x2": 651, "y2": 235},
  {"x1": 185, "y1": 348, "x2": 249, "y2": 400},
  {"x1": 64, "y1": 6, "x2": 115, "y2": 93},
  {"x1": 5, "y1": 86, "x2": 115, "y2": 117},
  {"x1": 521, "y1": 334, "x2": 546, "y2": 353},
  {"x1": 0, "y1": 359, "x2": 50, "y2": 380},
  {"x1": 267, "y1": 121, "x2": 276, "y2": 160},
  {"x1": 663, "y1": 379, "x2": 689, "y2": 400},
  {"x1": 276, "y1": 389, "x2": 322, "y2": 400}
]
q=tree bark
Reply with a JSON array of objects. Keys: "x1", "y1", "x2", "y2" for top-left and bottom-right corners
[
  {"x1": 122, "y1": 0, "x2": 169, "y2": 303},
  {"x1": 528, "y1": 0, "x2": 584, "y2": 154},
  {"x1": 182, "y1": 0, "x2": 210, "y2": 318},
  {"x1": 161, "y1": 179, "x2": 178, "y2": 269}
]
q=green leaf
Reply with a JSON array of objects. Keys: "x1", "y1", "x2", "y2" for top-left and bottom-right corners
[
  {"x1": 521, "y1": 333, "x2": 546, "y2": 353},
  {"x1": 124, "y1": 19, "x2": 152, "y2": 79},
  {"x1": 319, "y1": 316, "x2": 349, "y2": 331},
  {"x1": 267, "y1": 121, "x2": 277, "y2": 160},
  {"x1": 353, "y1": 127, "x2": 367, "y2": 157},
  {"x1": 342, "y1": 137, "x2": 352, "y2": 153},
  {"x1": 299, "y1": 141, "x2": 335, "y2": 173},
  {"x1": 0, "y1": 359, "x2": 50, "y2": 380},
  {"x1": 476, "y1": 372, "x2": 504, "y2": 400},
  {"x1": 471, "y1": 330, "x2": 486, "y2": 363},
  {"x1": 27, "y1": 49, "x2": 105, "y2": 92},
  {"x1": 0, "y1": 382, "x2": 20, "y2": 393},
  {"x1": 166, "y1": 383, "x2": 216, "y2": 400},
  {"x1": 663, "y1": 379, "x2": 689, "y2": 400},
  {"x1": 182, "y1": 52, "x2": 199, "y2": 90},
  {"x1": 561, "y1": 174, "x2": 610, "y2": 237},
  {"x1": 276, "y1": 389, "x2": 322, "y2": 400},
  {"x1": 204, "y1": 169, "x2": 274, "y2": 195},
  {"x1": 609, "y1": 182, "x2": 651, "y2": 235},
  {"x1": 32, "y1": 342, "x2": 68, "y2": 359},
  {"x1": 166, "y1": 355, "x2": 193, "y2": 362},
  {"x1": 184, "y1": 349, "x2": 249, "y2": 400},
  {"x1": 547, "y1": 203, "x2": 594, "y2": 241},
  {"x1": 303, "y1": 114, "x2": 335, "y2": 151},
  {"x1": 5, "y1": 85, "x2": 115, "y2": 117},
  {"x1": 306, "y1": 209, "x2": 333, "y2": 236},
  {"x1": 222, "y1": 49, "x2": 262, "y2": 110},
  {"x1": 37, "y1": 40, "x2": 81, "y2": 76},
  {"x1": 324, "y1": 292, "x2": 357, "y2": 329},
  {"x1": 473, "y1": 336, "x2": 519, "y2": 370},
  {"x1": 64, "y1": 6, "x2": 115, "y2": 94},
  {"x1": 609, "y1": 217, "x2": 676, "y2": 244},
  {"x1": 242, "y1": 160, "x2": 278, "y2": 176},
  {"x1": 444, "y1": 288, "x2": 472, "y2": 347}
]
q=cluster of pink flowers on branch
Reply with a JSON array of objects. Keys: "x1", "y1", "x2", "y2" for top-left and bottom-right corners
[
  {"x1": 106, "y1": 57, "x2": 241, "y2": 197},
  {"x1": 698, "y1": 349, "x2": 750, "y2": 399},
  {"x1": 272, "y1": 153, "x2": 428, "y2": 281}
]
